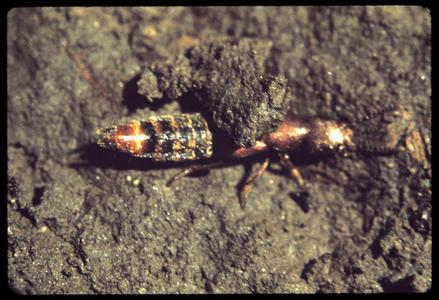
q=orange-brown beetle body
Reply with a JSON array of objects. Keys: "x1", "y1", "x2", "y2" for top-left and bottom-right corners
[
  {"x1": 96, "y1": 112, "x2": 355, "y2": 208},
  {"x1": 230, "y1": 114, "x2": 354, "y2": 158}
]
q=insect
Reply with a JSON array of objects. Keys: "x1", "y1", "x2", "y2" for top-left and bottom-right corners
[
  {"x1": 96, "y1": 113, "x2": 213, "y2": 161},
  {"x1": 96, "y1": 112, "x2": 356, "y2": 208}
]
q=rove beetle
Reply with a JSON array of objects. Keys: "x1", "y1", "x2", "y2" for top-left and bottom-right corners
[{"x1": 96, "y1": 111, "x2": 358, "y2": 209}]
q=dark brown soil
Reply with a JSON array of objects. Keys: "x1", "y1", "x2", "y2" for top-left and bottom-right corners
[{"x1": 7, "y1": 7, "x2": 431, "y2": 293}]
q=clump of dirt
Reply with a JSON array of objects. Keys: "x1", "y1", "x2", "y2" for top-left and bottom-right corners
[{"x1": 137, "y1": 38, "x2": 291, "y2": 147}]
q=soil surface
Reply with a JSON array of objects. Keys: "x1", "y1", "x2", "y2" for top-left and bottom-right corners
[{"x1": 7, "y1": 7, "x2": 431, "y2": 293}]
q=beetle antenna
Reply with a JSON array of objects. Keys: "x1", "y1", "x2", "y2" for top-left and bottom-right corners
[
  {"x1": 355, "y1": 101, "x2": 400, "y2": 124},
  {"x1": 352, "y1": 139, "x2": 400, "y2": 155},
  {"x1": 355, "y1": 144, "x2": 399, "y2": 155}
]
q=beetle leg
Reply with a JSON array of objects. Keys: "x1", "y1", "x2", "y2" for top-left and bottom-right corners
[
  {"x1": 239, "y1": 158, "x2": 270, "y2": 209},
  {"x1": 278, "y1": 153, "x2": 304, "y2": 186},
  {"x1": 166, "y1": 160, "x2": 225, "y2": 187}
]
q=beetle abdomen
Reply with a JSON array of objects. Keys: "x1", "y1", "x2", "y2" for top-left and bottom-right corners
[{"x1": 96, "y1": 113, "x2": 213, "y2": 161}]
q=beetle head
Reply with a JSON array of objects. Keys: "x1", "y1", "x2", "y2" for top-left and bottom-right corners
[{"x1": 306, "y1": 120, "x2": 355, "y2": 155}]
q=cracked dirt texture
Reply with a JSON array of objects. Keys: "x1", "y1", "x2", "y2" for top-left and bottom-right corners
[{"x1": 7, "y1": 7, "x2": 431, "y2": 293}]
